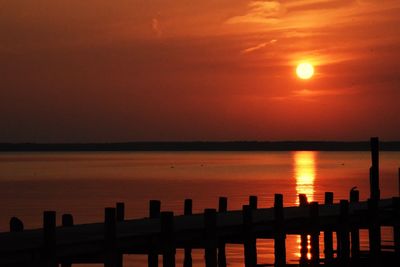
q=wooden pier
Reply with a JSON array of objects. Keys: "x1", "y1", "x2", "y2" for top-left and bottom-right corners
[{"x1": 0, "y1": 137, "x2": 399, "y2": 267}]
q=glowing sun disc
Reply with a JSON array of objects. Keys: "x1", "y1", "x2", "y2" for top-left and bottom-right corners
[{"x1": 296, "y1": 62, "x2": 314, "y2": 80}]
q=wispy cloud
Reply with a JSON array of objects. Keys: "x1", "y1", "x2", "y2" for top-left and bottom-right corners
[
  {"x1": 226, "y1": 1, "x2": 285, "y2": 25},
  {"x1": 241, "y1": 39, "x2": 277, "y2": 54},
  {"x1": 152, "y1": 17, "x2": 162, "y2": 37},
  {"x1": 270, "y1": 87, "x2": 359, "y2": 101}
]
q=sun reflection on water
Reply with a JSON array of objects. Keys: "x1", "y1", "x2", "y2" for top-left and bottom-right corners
[
  {"x1": 293, "y1": 151, "x2": 317, "y2": 260},
  {"x1": 294, "y1": 151, "x2": 316, "y2": 204}
]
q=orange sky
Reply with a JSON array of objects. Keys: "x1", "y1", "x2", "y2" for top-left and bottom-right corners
[{"x1": 1, "y1": 0, "x2": 400, "y2": 142}]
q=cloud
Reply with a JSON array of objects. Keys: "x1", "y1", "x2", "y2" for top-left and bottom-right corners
[
  {"x1": 226, "y1": 1, "x2": 285, "y2": 24},
  {"x1": 152, "y1": 17, "x2": 162, "y2": 37},
  {"x1": 241, "y1": 39, "x2": 277, "y2": 54},
  {"x1": 270, "y1": 87, "x2": 359, "y2": 102}
]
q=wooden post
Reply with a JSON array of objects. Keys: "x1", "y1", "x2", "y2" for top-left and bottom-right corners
[
  {"x1": 299, "y1": 194, "x2": 308, "y2": 266},
  {"x1": 309, "y1": 202, "x2": 319, "y2": 267},
  {"x1": 370, "y1": 137, "x2": 380, "y2": 201},
  {"x1": 219, "y1": 197, "x2": 228, "y2": 213},
  {"x1": 218, "y1": 197, "x2": 227, "y2": 267},
  {"x1": 204, "y1": 209, "x2": 217, "y2": 267},
  {"x1": 274, "y1": 194, "x2": 286, "y2": 267},
  {"x1": 184, "y1": 199, "x2": 193, "y2": 267},
  {"x1": 61, "y1": 214, "x2": 73, "y2": 267},
  {"x1": 161, "y1": 212, "x2": 175, "y2": 267},
  {"x1": 43, "y1": 211, "x2": 57, "y2": 267},
  {"x1": 324, "y1": 192, "x2": 334, "y2": 264},
  {"x1": 243, "y1": 205, "x2": 257, "y2": 267},
  {"x1": 338, "y1": 200, "x2": 350, "y2": 264},
  {"x1": 116, "y1": 202, "x2": 125, "y2": 222},
  {"x1": 249, "y1": 195, "x2": 258, "y2": 209},
  {"x1": 104, "y1": 207, "x2": 117, "y2": 267},
  {"x1": 368, "y1": 199, "x2": 381, "y2": 263},
  {"x1": 393, "y1": 197, "x2": 400, "y2": 259},
  {"x1": 349, "y1": 190, "x2": 360, "y2": 262},
  {"x1": 9, "y1": 217, "x2": 24, "y2": 232},
  {"x1": 115, "y1": 203, "x2": 125, "y2": 267},
  {"x1": 148, "y1": 200, "x2": 161, "y2": 267},
  {"x1": 150, "y1": 200, "x2": 161, "y2": 218}
]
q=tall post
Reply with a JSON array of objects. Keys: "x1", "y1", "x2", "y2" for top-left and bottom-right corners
[
  {"x1": 61, "y1": 214, "x2": 73, "y2": 267},
  {"x1": 274, "y1": 194, "x2": 286, "y2": 267},
  {"x1": 324, "y1": 192, "x2": 334, "y2": 264},
  {"x1": 350, "y1": 190, "x2": 360, "y2": 262},
  {"x1": 104, "y1": 208, "x2": 117, "y2": 267},
  {"x1": 370, "y1": 137, "x2": 380, "y2": 201},
  {"x1": 243, "y1": 205, "x2": 257, "y2": 267},
  {"x1": 43, "y1": 211, "x2": 57, "y2": 267},
  {"x1": 309, "y1": 202, "x2": 319, "y2": 267},
  {"x1": 299, "y1": 194, "x2": 308, "y2": 266},
  {"x1": 148, "y1": 200, "x2": 161, "y2": 267},
  {"x1": 204, "y1": 209, "x2": 217, "y2": 267},
  {"x1": 184, "y1": 199, "x2": 193, "y2": 267},
  {"x1": 161, "y1": 212, "x2": 175, "y2": 267},
  {"x1": 218, "y1": 197, "x2": 228, "y2": 267}
]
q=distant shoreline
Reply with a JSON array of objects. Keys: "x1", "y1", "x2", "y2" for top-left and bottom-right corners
[{"x1": 1, "y1": 141, "x2": 400, "y2": 151}]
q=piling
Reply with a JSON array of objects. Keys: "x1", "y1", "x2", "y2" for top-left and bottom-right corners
[
  {"x1": 299, "y1": 194, "x2": 308, "y2": 266},
  {"x1": 218, "y1": 197, "x2": 228, "y2": 267},
  {"x1": 368, "y1": 199, "x2": 381, "y2": 263},
  {"x1": 61, "y1": 214, "x2": 73, "y2": 267},
  {"x1": 150, "y1": 200, "x2": 161, "y2": 219},
  {"x1": 218, "y1": 197, "x2": 228, "y2": 213},
  {"x1": 393, "y1": 197, "x2": 400, "y2": 259},
  {"x1": 338, "y1": 200, "x2": 350, "y2": 264},
  {"x1": 161, "y1": 212, "x2": 175, "y2": 267},
  {"x1": 349, "y1": 190, "x2": 360, "y2": 261},
  {"x1": 370, "y1": 137, "x2": 380, "y2": 201},
  {"x1": 148, "y1": 200, "x2": 161, "y2": 267},
  {"x1": 309, "y1": 202, "x2": 320, "y2": 266},
  {"x1": 104, "y1": 208, "x2": 117, "y2": 267},
  {"x1": 115, "y1": 203, "x2": 125, "y2": 267},
  {"x1": 324, "y1": 192, "x2": 334, "y2": 264},
  {"x1": 184, "y1": 199, "x2": 193, "y2": 267},
  {"x1": 274, "y1": 194, "x2": 286, "y2": 267},
  {"x1": 43, "y1": 211, "x2": 57, "y2": 267},
  {"x1": 116, "y1": 202, "x2": 125, "y2": 222},
  {"x1": 249, "y1": 195, "x2": 258, "y2": 209},
  {"x1": 204, "y1": 209, "x2": 217, "y2": 267},
  {"x1": 243, "y1": 205, "x2": 257, "y2": 267}
]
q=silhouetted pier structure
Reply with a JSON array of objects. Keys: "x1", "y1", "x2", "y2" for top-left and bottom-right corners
[{"x1": 1, "y1": 137, "x2": 400, "y2": 267}]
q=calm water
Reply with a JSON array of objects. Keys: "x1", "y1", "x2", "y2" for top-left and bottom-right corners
[{"x1": 0, "y1": 151, "x2": 399, "y2": 266}]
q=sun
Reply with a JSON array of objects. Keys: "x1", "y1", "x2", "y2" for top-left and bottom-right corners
[{"x1": 296, "y1": 62, "x2": 314, "y2": 80}]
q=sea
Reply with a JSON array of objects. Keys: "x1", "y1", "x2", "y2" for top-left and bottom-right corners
[{"x1": 0, "y1": 151, "x2": 399, "y2": 266}]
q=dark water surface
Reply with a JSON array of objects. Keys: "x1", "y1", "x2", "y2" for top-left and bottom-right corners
[{"x1": 0, "y1": 151, "x2": 399, "y2": 266}]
